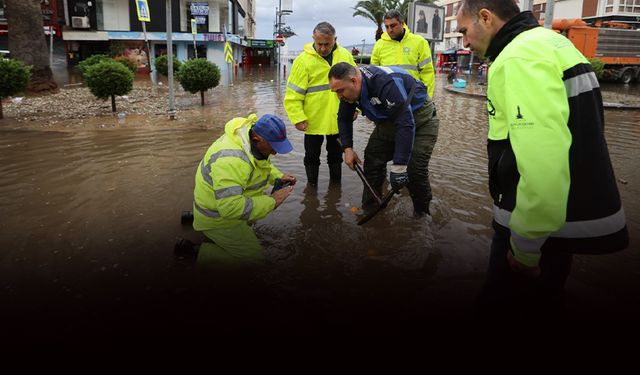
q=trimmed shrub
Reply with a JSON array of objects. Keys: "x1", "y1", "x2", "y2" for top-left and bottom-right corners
[
  {"x1": 178, "y1": 58, "x2": 221, "y2": 106},
  {"x1": 588, "y1": 58, "x2": 605, "y2": 80},
  {"x1": 78, "y1": 54, "x2": 111, "y2": 75},
  {"x1": 114, "y1": 56, "x2": 138, "y2": 74},
  {"x1": 0, "y1": 58, "x2": 32, "y2": 118},
  {"x1": 84, "y1": 60, "x2": 134, "y2": 112},
  {"x1": 154, "y1": 54, "x2": 182, "y2": 77}
]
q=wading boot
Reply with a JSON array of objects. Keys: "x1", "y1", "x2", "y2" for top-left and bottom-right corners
[
  {"x1": 328, "y1": 163, "x2": 342, "y2": 185},
  {"x1": 305, "y1": 165, "x2": 319, "y2": 187}
]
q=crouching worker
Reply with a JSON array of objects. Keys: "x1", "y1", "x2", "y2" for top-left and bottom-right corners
[{"x1": 192, "y1": 113, "x2": 296, "y2": 268}]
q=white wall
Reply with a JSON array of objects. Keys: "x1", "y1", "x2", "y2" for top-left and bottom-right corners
[
  {"x1": 102, "y1": 0, "x2": 130, "y2": 31},
  {"x1": 554, "y1": 0, "x2": 584, "y2": 19}
]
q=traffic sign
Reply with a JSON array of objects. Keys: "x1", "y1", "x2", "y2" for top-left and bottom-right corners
[
  {"x1": 224, "y1": 42, "x2": 234, "y2": 64},
  {"x1": 275, "y1": 34, "x2": 285, "y2": 43}
]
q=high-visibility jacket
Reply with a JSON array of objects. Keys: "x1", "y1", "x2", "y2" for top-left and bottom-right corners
[
  {"x1": 371, "y1": 24, "x2": 435, "y2": 99},
  {"x1": 284, "y1": 42, "x2": 356, "y2": 135},
  {"x1": 485, "y1": 12, "x2": 628, "y2": 267},
  {"x1": 193, "y1": 114, "x2": 284, "y2": 231}
]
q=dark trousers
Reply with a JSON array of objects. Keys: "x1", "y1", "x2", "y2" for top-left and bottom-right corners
[
  {"x1": 362, "y1": 102, "x2": 439, "y2": 214},
  {"x1": 476, "y1": 220, "x2": 573, "y2": 320},
  {"x1": 303, "y1": 134, "x2": 343, "y2": 166}
]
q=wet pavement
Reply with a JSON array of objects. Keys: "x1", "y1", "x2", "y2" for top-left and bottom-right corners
[{"x1": 1, "y1": 67, "x2": 639, "y2": 340}]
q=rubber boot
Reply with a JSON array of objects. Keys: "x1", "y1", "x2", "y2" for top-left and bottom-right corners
[
  {"x1": 328, "y1": 163, "x2": 342, "y2": 184},
  {"x1": 174, "y1": 237, "x2": 199, "y2": 257},
  {"x1": 305, "y1": 165, "x2": 319, "y2": 186},
  {"x1": 412, "y1": 198, "x2": 431, "y2": 218}
]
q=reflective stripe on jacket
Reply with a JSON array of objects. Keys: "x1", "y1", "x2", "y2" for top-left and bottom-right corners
[
  {"x1": 487, "y1": 18, "x2": 627, "y2": 266},
  {"x1": 371, "y1": 24, "x2": 435, "y2": 99},
  {"x1": 284, "y1": 42, "x2": 356, "y2": 135},
  {"x1": 193, "y1": 114, "x2": 283, "y2": 231}
]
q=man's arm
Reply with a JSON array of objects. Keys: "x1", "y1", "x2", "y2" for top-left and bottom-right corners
[
  {"x1": 417, "y1": 38, "x2": 435, "y2": 99},
  {"x1": 283, "y1": 58, "x2": 309, "y2": 127},
  {"x1": 371, "y1": 41, "x2": 381, "y2": 66}
]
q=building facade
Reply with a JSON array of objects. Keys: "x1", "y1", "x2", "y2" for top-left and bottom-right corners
[{"x1": 434, "y1": 0, "x2": 640, "y2": 53}]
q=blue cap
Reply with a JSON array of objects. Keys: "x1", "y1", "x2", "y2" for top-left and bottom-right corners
[{"x1": 252, "y1": 114, "x2": 293, "y2": 154}]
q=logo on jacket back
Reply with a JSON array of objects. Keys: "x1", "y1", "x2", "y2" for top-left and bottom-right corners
[
  {"x1": 487, "y1": 98, "x2": 496, "y2": 117},
  {"x1": 403, "y1": 47, "x2": 410, "y2": 55}
]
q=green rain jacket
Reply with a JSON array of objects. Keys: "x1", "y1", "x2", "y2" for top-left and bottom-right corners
[
  {"x1": 371, "y1": 24, "x2": 435, "y2": 99},
  {"x1": 486, "y1": 12, "x2": 628, "y2": 267},
  {"x1": 193, "y1": 114, "x2": 284, "y2": 231},
  {"x1": 284, "y1": 42, "x2": 356, "y2": 135}
]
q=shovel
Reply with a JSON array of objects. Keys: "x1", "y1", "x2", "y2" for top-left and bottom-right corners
[{"x1": 352, "y1": 163, "x2": 396, "y2": 225}]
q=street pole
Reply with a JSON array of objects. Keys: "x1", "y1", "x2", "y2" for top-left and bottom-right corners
[
  {"x1": 166, "y1": 0, "x2": 176, "y2": 119},
  {"x1": 360, "y1": 39, "x2": 365, "y2": 64},
  {"x1": 48, "y1": 27, "x2": 54, "y2": 68},
  {"x1": 544, "y1": 0, "x2": 555, "y2": 29},
  {"x1": 277, "y1": 0, "x2": 282, "y2": 79},
  {"x1": 141, "y1": 21, "x2": 155, "y2": 88}
]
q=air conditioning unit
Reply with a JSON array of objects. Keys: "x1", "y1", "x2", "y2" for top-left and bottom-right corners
[{"x1": 71, "y1": 16, "x2": 90, "y2": 29}]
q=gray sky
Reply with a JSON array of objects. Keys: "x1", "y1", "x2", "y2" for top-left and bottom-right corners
[{"x1": 255, "y1": 0, "x2": 380, "y2": 51}]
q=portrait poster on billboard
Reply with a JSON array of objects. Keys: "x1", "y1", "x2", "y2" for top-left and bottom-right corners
[{"x1": 409, "y1": 2, "x2": 444, "y2": 42}]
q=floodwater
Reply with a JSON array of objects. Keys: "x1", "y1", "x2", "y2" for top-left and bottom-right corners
[{"x1": 2, "y1": 67, "x2": 640, "y2": 339}]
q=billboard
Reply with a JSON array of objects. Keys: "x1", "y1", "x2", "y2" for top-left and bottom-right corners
[{"x1": 408, "y1": 2, "x2": 444, "y2": 42}]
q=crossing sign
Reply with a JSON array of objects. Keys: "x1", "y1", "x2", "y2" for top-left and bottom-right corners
[
  {"x1": 224, "y1": 42, "x2": 234, "y2": 64},
  {"x1": 135, "y1": 0, "x2": 151, "y2": 22}
]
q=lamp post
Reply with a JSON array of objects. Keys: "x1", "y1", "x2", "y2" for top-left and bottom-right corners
[{"x1": 360, "y1": 39, "x2": 365, "y2": 64}]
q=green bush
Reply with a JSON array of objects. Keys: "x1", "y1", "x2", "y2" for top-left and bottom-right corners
[
  {"x1": 84, "y1": 60, "x2": 134, "y2": 112},
  {"x1": 0, "y1": 58, "x2": 32, "y2": 118},
  {"x1": 588, "y1": 58, "x2": 605, "y2": 79},
  {"x1": 154, "y1": 54, "x2": 182, "y2": 77},
  {"x1": 0, "y1": 58, "x2": 31, "y2": 99},
  {"x1": 178, "y1": 58, "x2": 221, "y2": 106},
  {"x1": 78, "y1": 54, "x2": 111, "y2": 75},
  {"x1": 114, "y1": 56, "x2": 138, "y2": 74},
  {"x1": 109, "y1": 41, "x2": 125, "y2": 57}
]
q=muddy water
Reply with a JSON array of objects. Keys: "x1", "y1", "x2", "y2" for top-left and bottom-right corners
[{"x1": 1, "y1": 69, "x2": 640, "y2": 338}]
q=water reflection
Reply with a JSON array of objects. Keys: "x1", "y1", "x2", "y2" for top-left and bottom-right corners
[{"x1": 1, "y1": 66, "x2": 639, "y2": 331}]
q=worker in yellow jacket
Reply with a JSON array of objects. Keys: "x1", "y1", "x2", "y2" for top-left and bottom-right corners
[
  {"x1": 190, "y1": 114, "x2": 296, "y2": 267},
  {"x1": 370, "y1": 9, "x2": 439, "y2": 215},
  {"x1": 284, "y1": 22, "x2": 357, "y2": 186},
  {"x1": 371, "y1": 9, "x2": 436, "y2": 99}
]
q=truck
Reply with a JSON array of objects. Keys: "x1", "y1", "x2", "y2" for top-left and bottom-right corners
[{"x1": 553, "y1": 19, "x2": 640, "y2": 84}]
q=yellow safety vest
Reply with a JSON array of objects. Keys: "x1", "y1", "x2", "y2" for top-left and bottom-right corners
[
  {"x1": 284, "y1": 42, "x2": 356, "y2": 135},
  {"x1": 371, "y1": 25, "x2": 435, "y2": 99},
  {"x1": 192, "y1": 114, "x2": 284, "y2": 231}
]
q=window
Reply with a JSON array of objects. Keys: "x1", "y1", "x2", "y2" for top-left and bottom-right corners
[
  {"x1": 237, "y1": 12, "x2": 244, "y2": 37},
  {"x1": 0, "y1": 0, "x2": 6, "y2": 23}
]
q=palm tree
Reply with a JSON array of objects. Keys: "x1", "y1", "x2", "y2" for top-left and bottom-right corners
[
  {"x1": 352, "y1": 0, "x2": 387, "y2": 41},
  {"x1": 6, "y1": 0, "x2": 58, "y2": 94}
]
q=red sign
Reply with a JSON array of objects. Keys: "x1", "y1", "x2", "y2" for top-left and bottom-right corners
[{"x1": 275, "y1": 34, "x2": 285, "y2": 43}]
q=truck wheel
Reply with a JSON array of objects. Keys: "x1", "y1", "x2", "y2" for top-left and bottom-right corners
[{"x1": 620, "y1": 68, "x2": 634, "y2": 84}]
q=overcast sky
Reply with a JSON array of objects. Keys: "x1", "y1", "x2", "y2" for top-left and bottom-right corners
[{"x1": 255, "y1": 0, "x2": 381, "y2": 52}]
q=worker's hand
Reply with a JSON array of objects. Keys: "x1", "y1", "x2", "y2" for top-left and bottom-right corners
[
  {"x1": 343, "y1": 148, "x2": 362, "y2": 171},
  {"x1": 271, "y1": 185, "x2": 293, "y2": 208},
  {"x1": 280, "y1": 174, "x2": 297, "y2": 186},
  {"x1": 295, "y1": 121, "x2": 308, "y2": 132},
  {"x1": 507, "y1": 250, "x2": 541, "y2": 279},
  {"x1": 389, "y1": 165, "x2": 409, "y2": 192}
]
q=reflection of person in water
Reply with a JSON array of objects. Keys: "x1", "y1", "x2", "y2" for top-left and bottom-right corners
[
  {"x1": 299, "y1": 186, "x2": 343, "y2": 230},
  {"x1": 416, "y1": 10, "x2": 428, "y2": 34}
]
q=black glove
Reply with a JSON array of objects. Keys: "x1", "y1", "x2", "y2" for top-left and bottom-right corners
[
  {"x1": 271, "y1": 178, "x2": 291, "y2": 194},
  {"x1": 389, "y1": 171, "x2": 409, "y2": 193}
]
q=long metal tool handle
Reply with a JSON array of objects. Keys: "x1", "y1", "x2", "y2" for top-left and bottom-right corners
[
  {"x1": 353, "y1": 163, "x2": 383, "y2": 205},
  {"x1": 357, "y1": 191, "x2": 395, "y2": 226}
]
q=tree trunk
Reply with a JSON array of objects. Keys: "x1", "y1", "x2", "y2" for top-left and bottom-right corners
[
  {"x1": 6, "y1": 0, "x2": 59, "y2": 94},
  {"x1": 200, "y1": 91, "x2": 205, "y2": 106},
  {"x1": 0, "y1": 100, "x2": 3, "y2": 120},
  {"x1": 111, "y1": 95, "x2": 116, "y2": 112}
]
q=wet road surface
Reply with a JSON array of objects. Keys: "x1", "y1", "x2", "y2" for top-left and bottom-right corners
[{"x1": 1, "y1": 68, "x2": 639, "y2": 340}]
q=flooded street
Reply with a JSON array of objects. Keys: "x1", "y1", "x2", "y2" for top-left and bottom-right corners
[{"x1": 1, "y1": 68, "x2": 639, "y2": 339}]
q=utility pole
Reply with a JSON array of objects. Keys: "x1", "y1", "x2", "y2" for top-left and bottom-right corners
[
  {"x1": 544, "y1": 0, "x2": 555, "y2": 29},
  {"x1": 166, "y1": 0, "x2": 176, "y2": 119}
]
